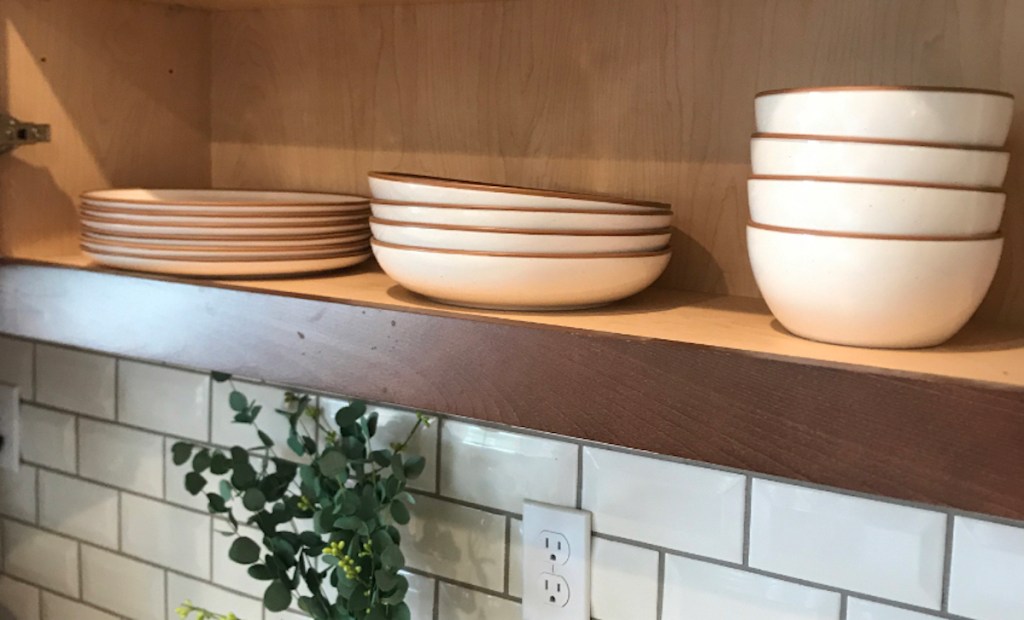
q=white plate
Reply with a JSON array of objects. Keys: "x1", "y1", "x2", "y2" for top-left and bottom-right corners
[
  {"x1": 81, "y1": 217, "x2": 369, "y2": 238},
  {"x1": 370, "y1": 200, "x2": 673, "y2": 231},
  {"x1": 80, "y1": 207, "x2": 369, "y2": 227},
  {"x1": 82, "y1": 200, "x2": 370, "y2": 216},
  {"x1": 372, "y1": 239, "x2": 671, "y2": 311},
  {"x1": 81, "y1": 230, "x2": 371, "y2": 249},
  {"x1": 370, "y1": 218, "x2": 671, "y2": 253},
  {"x1": 81, "y1": 240, "x2": 369, "y2": 260},
  {"x1": 84, "y1": 248, "x2": 372, "y2": 277},
  {"x1": 81, "y1": 188, "x2": 369, "y2": 211}
]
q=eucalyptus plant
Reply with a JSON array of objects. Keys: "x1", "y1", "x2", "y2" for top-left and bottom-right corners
[{"x1": 172, "y1": 372, "x2": 428, "y2": 620}]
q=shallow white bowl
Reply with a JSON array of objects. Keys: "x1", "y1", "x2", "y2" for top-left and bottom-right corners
[
  {"x1": 368, "y1": 172, "x2": 669, "y2": 211},
  {"x1": 747, "y1": 223, "x2": 1003, "y2": 348},
  {"x1": 81, "y1": 213, "x2": 369, "y2": 238},
  {"x1": 81, "y1": 189, "x2": 369, "y2": 215},
  {"x1": 750, "y1": 134, "x2": 1009, "y2": 188},
  {"x1": 755, "y1": 86, "x2": 1015, "y2": 147},
  {"x1": 84, "y1": 248, "x2": 371, "y2": 277},
  {"x1": 80, "y1": 206, "x2": 369, "y2": 227},
  {"x1": 370, "y1": 200, "x2": 673, "y2": 231},
  {"x1": 369, "y1": 218, "x2": 670, "y2": 253},
  {"x1": 372, "y1": 239, "x2": 671, "y2": 311},
  {"x1": 81, "y1": 230, "x2": 371, "y2": 249},
  {"x1": 81, "y1": 238, "x2": 369, "y2": 259},
  {"x1": 748, "y1": 177, "x2": 1006, "y2": 236}
]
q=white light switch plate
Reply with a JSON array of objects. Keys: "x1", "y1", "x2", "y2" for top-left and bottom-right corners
[
  {"x1": 0, "y1": 384, "x2": 19, "y2": 471},
  {"x1": 522, "y1": 501, "x2": 591, "y2": 620}
]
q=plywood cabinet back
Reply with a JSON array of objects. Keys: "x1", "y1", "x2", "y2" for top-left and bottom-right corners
[
  {"x1": 0, "y1": 0, "x2": 211, "y2": 259},
  {"x1": 211, "y1": 0, "x2": 1024, "y2": 327}
]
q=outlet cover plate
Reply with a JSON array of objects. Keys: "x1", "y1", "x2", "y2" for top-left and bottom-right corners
[
  {"x1": 522, "y1": 501, "x2": 591, "y2": 620},
  {"x1": 0, "y1": 384, "x2": 19, "y2": 472}
]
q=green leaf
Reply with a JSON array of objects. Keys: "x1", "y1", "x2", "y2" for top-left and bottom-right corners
[
  {"x1": 229, "y1": 390, "x2": 248, "y2": 412},
  {"x1": 206, "y1": 493, "x2": 227, "y2": 513},
  {"x1": 192, "y1": 449, "x2": 212, "y2": 473},
  {"x1": 381, "y1": 545, "x2": 405, "y2": 570},
  {"x1": 264, "y1": 579, "x2": 292, "y2": 612},
  {"x1": 389, "y1": 500, "x2": 410, "y2": 525},
  {"x1": 318, "y1": 450, "x2": 347, "y2": 478},
  {"x1": 381, "y1": 575, "x2": 409, "y2": 604},
  {"x1": 375, "y1": 569, "x2": 399, "y2": 591},
  {"x1": 230, "y1": 446, "x2": 249, "y2": 465},
  {"x1": 335, "y1": 401, "x2": 367, "y2": 428},
  {"x1": 257, "y1": 430, "x2": 274, "y2": 448},
  {"x1": 171, "y1": 442, "x2": 194, "y2": 466},
  {"x1": 247, "y1": 563, "x2": 275, "y2": 581},
  {"x1": 403, "y1": 456, "x2": 426, "y2": 479},
  {"x1": 219, "y1": 480, "x2": 233, "y2": 501},
  {"x1": 370, "y1": 451, "x2": 391, "y2": 467},
  {"x1": 228, "y1": 536, "x2": 261, "y2": 564},
  {"x1": 243, "y1": 488, "x2": 267, "y2": 511},
  {"x1": 231, "y1": 463, "x2": 256, "y2": 490},
  {"x1": 184, "y1": 472, "x2": 207, "y2": 496},
  {"x1": 287, "y1": 432, "x2": 304, "y2": 456},
  {"x1": 211, "y1": 371, "x2": 232, "y2": 383},
  {"x1": 389, "y1": 602, "x2": 411, "y2": 620},
  {"x1": 334, "y1": 516, "x2": 363, "y2": 531},
  {"x1": 210, "y1": 451, "x2": 231, "y2": 475},
  {"x1": 366, "y1": 412, "x2": 378, "y2": 437}
]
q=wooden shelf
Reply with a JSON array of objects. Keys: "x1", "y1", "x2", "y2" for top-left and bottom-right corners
[
  {"x1": 2, "y1": 255, "x2": 1023, "y2": 520},
  {"x1": 139, "y1": 0, "x2": 478, "y2": 9}
]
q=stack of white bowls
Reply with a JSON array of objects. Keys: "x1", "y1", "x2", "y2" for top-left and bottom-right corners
[
  {"x1": 79, "y1": 189, "x2": 372, "y2": 277},
  {"x1": 367, "y1": 172, "x2": 673, "y2": 310},
  {"x1": 747, "y1": 86, "x2": 1014, "y2": 348}
]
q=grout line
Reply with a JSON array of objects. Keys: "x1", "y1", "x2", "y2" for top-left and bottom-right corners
[
  {"x1": 434, "y1": 416, "x2": 443, "y2": 495},
  {"x1": 30, "y1": 341, "x2": 38, "y2": 401},
  {"x1": 37, "y1": 586, "x2": 44, "y2": 617},
  {"x1": 206, "y1": 373, "x2": 214, "y2": 444},
  {"x1": 432, "y1": 577, "x2": 440, "y2": 620},
  {"x1": 75, "y1": 540, "x2": 84, "y2": 600},
  {"x1": 840, "y1": 593, "x2": 848, "y2": 618},
  {"x1": 575, "y1": 444, "x2": 584, "y2": 509},
  {"x1": 73, "y1": 414, "x2": 81, "y2": 476},
  {"x1": 164, "y1": 569, "x2": 170, "y2": 620},
  {"x1": 116, "y1": 491, "x2": 123, "y2": 552},
  {"x1": 113, "y1": 359, "x2": 120, "y2": 421},
  {"x1": 503, "y1": 516, "x2": 512, "y2": 595},
  {"x1": 0, "y1": 573, "x2": 123, "y2": 620},
  {"x1": 656, "y1": 551, "x2": 665, "y2": 620},
  {"x1": 161, "y1": 436, "x2": 168, "y2": 500},
  {"x1": 402, "y1": 565, "x2": 517, "y2": 603},
  {"x1": 941, "y1": 514, "x2": 955, "y2": 612},
  {"x1": 742, "y1": 475, "x2": 753, "y2": 565},
  {"x1": 34, "y1": 465, "x2": 41, "y2": 526}
]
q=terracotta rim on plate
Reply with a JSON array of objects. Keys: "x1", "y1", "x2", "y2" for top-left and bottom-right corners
[
  {"x1": 81, "y1": 236, "x2": 371, "y2": 253},
  {"x1": 83, "y1": 245, "x2": 372, "y2": 263},
  {"x1": 80, "y1": 188, "x2": 370, "y2": 207},
  {"x1": 81, "y1": 229, "x2": 371, "y2": 243},
  {"x1": 371, "y1": 238, "x2": 671, "y2": 259},
  {"x1": 751, "y1": 132, "x2": 1008, "y2": 152},
  {"x1": 80, "y1": 213, "x2": 370, "y2": 229},
  {"x1": 747, "y1": 221, "x2": 1002, "y2": 241},
  {"x1": 81, "y1": 204, "x2": 371, "y2": 219},
  {"x1": 368, "y1": 172, "x2": 671, "y2": 210},
  {"x1": 370, "y1": 217, "x2": 671, "y2": 237},
  {"x1": 370, "y1": 198, "x2": 672, "y2": 216},
  {"x1": 748, "y1": 174, "x2": 1006, "y2": 194},
  {"x1": 755, "y1": 85, "x2": 1014, "y2": 99}
]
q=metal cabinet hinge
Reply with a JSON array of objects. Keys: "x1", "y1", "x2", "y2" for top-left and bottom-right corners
[{"x1": 1, "y1": 113, "x2": 51, "y2": 155}]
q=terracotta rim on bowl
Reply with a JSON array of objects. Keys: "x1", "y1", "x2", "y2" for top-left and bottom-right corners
[
  {"x1": 755, "y1": 85, "x2": 1014, "y2": 99},
  {"x1": 80, "y1": 235, "x2": 371, "y2": 254},
  {"x1": 748, "y1": 174, "x2": 1006, "y2": 194},
  {"x1": 371, "y1": 238, "x2": 671, "y2": 259},
  {"x1": 80, "y1": 188, "x2": 370, "y2": 207},
  {"x1": 747, "y1": 221, "x2": 1002, "y2": 242},
  {"x1": 369, "y1": 217, "x2": 672, "y2": 237},
  {"x1": 82, "y1": 245, "x2": 372, "y2": 263},
  {"x1": 751, "y1": 132, "x2": 1008, "y2": 152},
  {"x1": 81, "y1": 204, "x2": 371, "y2": 219},
  {"x1": 80, "y1": 212, "x2": 370, "y2": 230},
  {"x1": 368, "y1": 172, "x2": 671, "y2": 210},
  {"x1": 80, "y1": 229, "x2": 371, "y2": 243},
  {"x1": 370, "y1": 198, "x2": 672, "y2": 216}
]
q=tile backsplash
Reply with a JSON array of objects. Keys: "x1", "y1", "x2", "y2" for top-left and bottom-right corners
[{"x1": 0, "y1": 334, "x2": 1022, "y2": 620}]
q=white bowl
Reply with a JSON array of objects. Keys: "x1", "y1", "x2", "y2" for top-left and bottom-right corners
[
  {"x1": 747, "y1": 223, "x2": 1003, "y2": 348},
  {"x1": 748, "y1": 177, "x2": 1005, "y2": 236},
  {"x1": 370, "y1": 200, "x2": 673, "y2": 231},
  {"x1": 372, "y1": 239, "x2": 671, "y2": 310},
  {"x1": 80, "y1": 206, "x2": 369, "y2": 227},
  {"x1": 81, "y1": 230, "x2": 371, "y2": 249},
  {"x1": 750, "y1": 134, "x2": 1009, "y2": 188},
  {"x1": 755, "y1": 86, "x2": 1015, "y2": 147},
  {"x1": 369, "y1": 218, "x2": 670, "y2": 253},
  {"x1": 81, "y1": 214, "x2": 369, "y2": 238},
  {"x1": 368, "y1": 172, "x2": 669, "y2": 211},
  {"x1": 81, "y1": 189, "x2": 369, "y2": 215}
]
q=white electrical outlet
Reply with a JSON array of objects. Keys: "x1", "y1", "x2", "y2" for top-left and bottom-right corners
[
  {"x1": 0, "y1": 384, "x2": 20, "y2": 472},
  {"x1": 522, "y1": 501, "x2": 591, "y2": 620}
]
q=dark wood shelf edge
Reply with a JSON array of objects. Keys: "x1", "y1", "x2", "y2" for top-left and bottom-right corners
[{"x1": 2, "y1": 260, "x2": 1022, "y2": 520}]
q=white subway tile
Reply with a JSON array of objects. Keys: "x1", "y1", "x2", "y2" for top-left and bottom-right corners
[
  {"x1": 20, "y1": 404, "x2": 76, "y2": 472},
  {"x1": 948, "y1": 516, "x2": 1024, "y2": 620},
  {"x1": 847, "y1": 598, "x2": 941, "y2": 620},
  {"x1": 321, "y1": 397, "x2": 438, "y2": 492},
  {"x1": 508, "y1": 517, "x2": 523, "y2": 598},
  {"x1": 266, "y1": 612, "x2": 311, "y2": 620},
  {"x1": 81, "y1": 545, "x2": 164, "y2": 620},
  {"x1": 35, "y1": 345, "x2": 114, "y2": 419},
  {"x1": 437, "y1": 583, "x2": 520, "y2": 620},
  {"x1": 0, "y1": 575, "x2": 40, "y2": 620},
  {"x1": 592, "y1": 538, "x2": 659, "y2": 620},
  {"x1": 0, "y1": 464, "x2": 37, "y2": 522},
  {"x1": 663, "y1": 554, "x2": 840, "y2": 619},
  {"x1": 213, "y1": 381, "x2": 303, "y2": 462},
  {"x1": 168, "y1": 573, "x2": 263, "y2": 620},
  {"x1": 581, "y1": 448, "x2": 745, "y2": 561},
  {"x1": 119, "y1": 360, "x2": 209, "y2": 441},
  {"x1": 79, "y1": 419, "x2": 163, "y2": 497},
  {"x1": 749, "y1": 480, "x2": 946, "y2": 609},
  {"x1": 402, "y1": 495, "x2": 506, "y2": 591},
  {"x1": 2, "y1": 521, "x2": 79, "y2": 597},
  {"x1": 0, "y1": 336, "x2": 34, "y2": 397},
  {"x1": 41, "y1": 592, "x2": 118, "y2": 620},
  {"x1": 121, "y1": 493, "x2": 210, "y2": 578},
  {"x1": 212, "y1": 524, "x2": 265, "y2": 599},
  {"x1": 441, "y1": 421, "x2": 577, "y2": 513},
  {"x1": 404, "y1": 572, "x2": 436, "y2": 620},
  {"x1": 38, "y1": 470, "x2": 118, "y2": 548}
]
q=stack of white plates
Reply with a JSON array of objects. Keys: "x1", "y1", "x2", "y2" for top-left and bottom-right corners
[
  {"x1": 368, "y1": 172, "x2": 673, "y2": 310},
  {"x1": 79, "y1": 189, "x2": 372, "y2": 277}
]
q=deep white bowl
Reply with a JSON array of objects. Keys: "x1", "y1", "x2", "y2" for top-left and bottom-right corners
[
  {"x1": 369, "y1": 218, "x2": 670, "y2": 253},
  {"x1": 747, "y1": 177, "x2": 1005, "y2": 236},
  {"x1": 81, "y1": 189, "x2": 369, "y2": 215},
  {"x1": 372, "y1": 239, "x2": 671, "y2": 310},
  {"x1": 750, "y1": 134, "x2": 1009, "y2": 188},
  {"x1": 747, "y1": 223, "x2": 1003, "y2": 348},
  {"x1": 370, "y1": 200, "x2": 673, "y2": 231},
  {"x1": 368, "y1": 172, "x2": 669, "y2": 212},
  {"x1": 755, "y1": 86, "x2": 1015, "y2": 147}
]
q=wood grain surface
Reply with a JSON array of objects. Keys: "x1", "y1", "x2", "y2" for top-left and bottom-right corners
[
  {"x1": 210, "y1": 0, "x2": 1024, "y2": 327},
  {"x1": 3, "y1": 261, "x2": 1023, "y2": 519}
]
